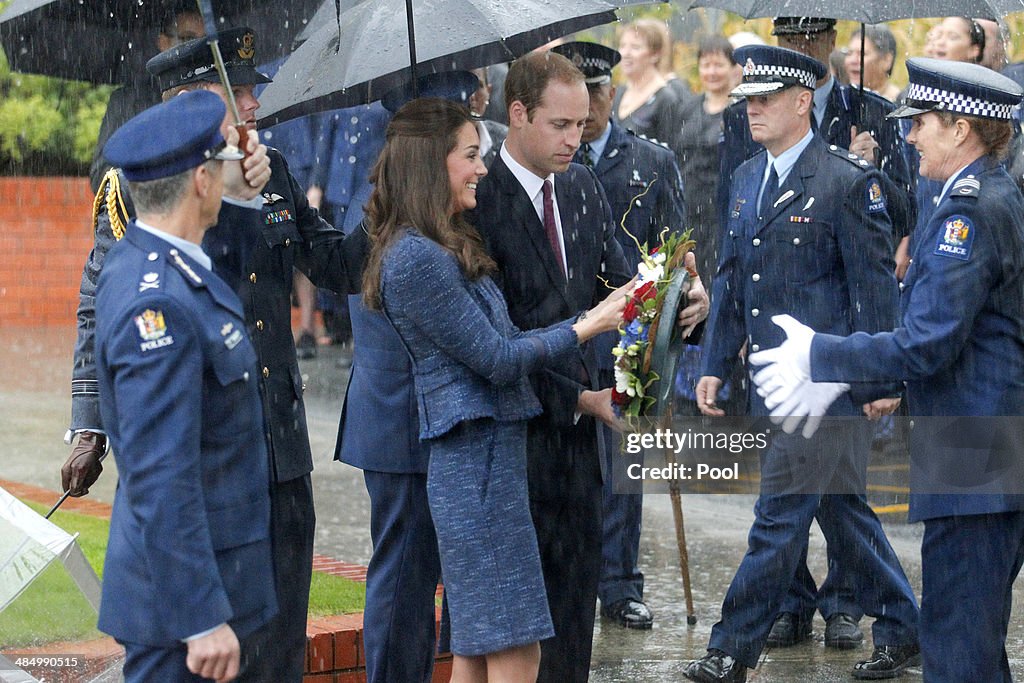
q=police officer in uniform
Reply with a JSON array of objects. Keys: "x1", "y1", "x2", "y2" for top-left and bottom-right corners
[
  {"x1": 686, "y1": 46, "x2": 919, "y2": 683},
  {"x1": 719, "y1": 17, "x2": 914, "y2": 252},
  {"x1": 719, "y1": 17, "x2": 916, "y2": 650},
  {"x1": 64, "y1": 27, "x2": 354, "y2": 682},
  {"x1": 94, "y1": 91, "x2": 277, "y2": 682},
  {"x1": 750, "y1": 57, "x2": 1024, "y2": 683},
  {"x1": 552, "y1": 40, "x2": 687, "y2": 631}
]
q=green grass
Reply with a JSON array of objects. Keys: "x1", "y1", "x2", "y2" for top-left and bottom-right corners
[{"x1": 0, "y1": 500, "x2": 364, "y2": 648}]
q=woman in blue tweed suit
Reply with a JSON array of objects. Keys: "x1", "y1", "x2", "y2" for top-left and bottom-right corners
[{"x1": 361, "y1": 97, "x2": 628, "y2": 681}]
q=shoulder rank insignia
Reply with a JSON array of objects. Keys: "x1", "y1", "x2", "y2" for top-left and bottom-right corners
[
  {"x1": 169, "y1": 249, "x2": 203, "y2": 285},
  {"x1": 866, "y1": 179, "x2": 886, "y2": 213},
  {"x1": 950, "y1": 175, "x2": 981, "y2": 198},
  {"x1": 138, "y1": 272, "x2": 160, "y2": 292},
  {"x1": 94, "y1": 168, "x2": 131, "y2": 241},
  {"x1": 935, "y1": 215, "x2": 974, "y2": 261},
  {"x1": 135, "y1": 309, "x2": 174, "y2": 351}
]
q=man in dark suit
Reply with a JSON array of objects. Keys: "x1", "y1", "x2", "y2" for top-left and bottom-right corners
[
  {"x1": 553, "y1": 40, "x2": 687, "y2": 631},
  {"x1": 685, "y1": 46, "x2": 919, "y2": 683},
  {"x1": 471, "y1": 50, "x2": 708, "y2": 682},
  {"x1": 469, "y1": 50, "x2": 631, "y2": 682},
  {"x1": 95, "y1": 91, "x2": 276, "y2": 683},
  {"x1": 718, "y1": 16, "x2": 915, "y2": 650}
]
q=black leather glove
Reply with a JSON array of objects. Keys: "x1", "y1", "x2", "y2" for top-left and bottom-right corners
[{"x1": 61, "y1": 431, "x2": 106, "y2": 497}]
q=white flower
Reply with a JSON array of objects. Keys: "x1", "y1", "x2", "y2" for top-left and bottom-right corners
[
  {"x1": 652, "y1": 251, "x2": 666, "y2": 265},
  {"x1": 614, "y1": 367, "x2": 630, "y2": 393},
  {"x1": 637, "y1": 261, "x2": 664, "y2": 282}
]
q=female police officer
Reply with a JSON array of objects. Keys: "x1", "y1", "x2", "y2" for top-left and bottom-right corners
[{"x1": 750, "y1": 57, "x2": 1024, "y2": 681}]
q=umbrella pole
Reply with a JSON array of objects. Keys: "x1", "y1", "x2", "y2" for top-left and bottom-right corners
[
  {"x1": 859, "y1": 24, "x2": 866, "y2": 123},
  {"x1": 405, "y1": 0, "x2": 419, "y2": 96},
  {"x1": 664, "y1": 415, "x2": 696, "y2": 625}
]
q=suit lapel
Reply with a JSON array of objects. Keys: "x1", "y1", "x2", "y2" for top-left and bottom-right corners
[
  {"x1": 756, "y1": 139, "x2": 821, "y2": 234},
  {"x1": 595, "y1": 124, "x2": 627, "y2": 177},
  {"x1": 491, "y1": 157, "x2": 571, "y2": 299}
]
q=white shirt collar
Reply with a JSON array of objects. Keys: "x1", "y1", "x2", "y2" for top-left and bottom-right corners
[
  {"x1": 500, "y1": 141, "x2": 553, "y2": 200},
  {"x1": 135, "y1": 219, "x2": 212, "y2": 272}
]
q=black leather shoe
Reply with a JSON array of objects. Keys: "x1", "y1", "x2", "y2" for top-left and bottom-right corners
[
  {"x1": 683, "y1": 650, "x2": 747, "y2": 682},
  {"x1": 824, "y1": 613, "x2": 864, "y2": 649},
  {"x1": 601, "y1": 599, "x2": 653, "y2": 629},
  {"x1": 765, "y1": 613, "x2": 811, "y2": 647},
  {"x1": 852, "y1": 643, "x2": 921, "y2": 680}
]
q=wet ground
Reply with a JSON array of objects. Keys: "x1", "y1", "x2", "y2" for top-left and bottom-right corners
[{"x1": 5, "y1": 326, "x2": 1024, "y2": 681}]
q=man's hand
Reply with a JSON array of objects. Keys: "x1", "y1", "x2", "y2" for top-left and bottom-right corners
[
  {"x1": 223, "y1": 129, "x2": 271, "y2": 201},
  {"x1": 696, "y1": 376, "x2": 725, "y2": 416},
  {"x1": 863, "y1": 397, "x2": 900, "y2": 421},
  {"x1": 677, "y1": 251, "x2": 709, "y2": 338},
  {"x1": 894, "y1": 235, "x2": 911, "y2": 281},
  {"x1": 60, "y1": 431, "x2": 106, "y2": 497},
  {"x1": 306, "y1": 185, "x2": 323, "y2": 210},
  {"x1": 577, "y1": 388, "x2": 624, "y2": 431},
  {"x1": 849, "y1": 125, "x2": 880, "y2": 166},
  {"x1": 186, "y1": 624, "x2": 240, "y2": 683}
]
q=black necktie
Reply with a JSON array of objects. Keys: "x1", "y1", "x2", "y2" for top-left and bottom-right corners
[
  {"x1": 580, "y1": 142, "x2": 594, "y2": 168},
  {"x1": 759, "y1": 164, "x2": 778, "y2": 219}
]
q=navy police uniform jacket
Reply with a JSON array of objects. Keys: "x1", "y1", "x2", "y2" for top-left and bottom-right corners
[
  {"x1": 95, "y1": 224, "x2": 276, "y2": 646},
  {"x1": 704, "y1": 135, "x2": 899, "y2": 416},
  {"x1": 719, "y1": 84, "x2": 915, "y2": 240},
  {"x1": 812, "y1": 157, "x2": 1024, "y2": 521}
]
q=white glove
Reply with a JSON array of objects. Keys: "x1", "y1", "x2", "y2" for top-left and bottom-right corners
[{"x1": 749, "y1": 315, "x2": 849, "y2": 438}]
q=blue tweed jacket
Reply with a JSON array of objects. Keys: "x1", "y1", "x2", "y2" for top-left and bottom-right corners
[{"x1": 381, "y1": 230, "x2": 579, "y2": 440}]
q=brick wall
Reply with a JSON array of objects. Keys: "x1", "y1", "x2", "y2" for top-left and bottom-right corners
[{"x1": 0, "y1": 177, "x2": 95, "y2": 327}]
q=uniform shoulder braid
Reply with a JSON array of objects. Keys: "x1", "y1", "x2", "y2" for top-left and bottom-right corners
[
  {"x1": 826, "y1": 143, "x2": 875, "y2": 171},
  {"x1": 825, "y1": 144, "x2": 888, "y2": 214},
  {"x1": 948, "y1": 174, "x2": 981, "y2": 199}
]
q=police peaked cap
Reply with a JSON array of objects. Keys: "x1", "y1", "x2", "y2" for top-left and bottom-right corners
[
  {"x1": 104, "y1": 90, "x2": 243, "y2": 182},
  {"x1": 381, "y1": 70, "x2": 480, "y2": 113},
  {"x1": 147, "y1": 27, "x2": 272, "y2": 92},
  {"x1": 890, "y1": 57, "x2": 1023, "y2": 121},
  {"x1": 731, "y1": 45, "x2": 826, "y2": 97},
  {"x1": 551, "y1": 42, "x2": 621, "y2": 85}
]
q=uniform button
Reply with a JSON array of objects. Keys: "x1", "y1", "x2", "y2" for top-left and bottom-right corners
[
  {"x1": 752, "y1": 273, "x2": 760, "y2": 282},
  {"x1": 899, "y1": 282, "x2": 906, "y2": 291},
  {"x1": 147, "y1": 252, "x2": 158, "y2": 261},
  {"x1": 751, "y1": 344, "x2": 760, "y2": 352},
  {"x1": 243, "y1": 372, "x2": 249, "y2": 381},
  {"x1": 262, "y1": 366, "x2": 270, "y2": 378},
  {"x1": 284, "y1": 238, "x2": 292, "y2": 247},
  {"x1": 793, "y1": 237, "x2": 801, "y2": 245},
  {"x1": 249, "y1": 272, "x2": 257, "y2": 284},
  {"x1": 256, "y1": 320, "x2": 264, "y2": 331},
  {"x1": 751, "y1": 308, "x2": 760, "y2": 317},
  {"x1": 752, "y1": 238, "x2": 761, "y2": 246}
]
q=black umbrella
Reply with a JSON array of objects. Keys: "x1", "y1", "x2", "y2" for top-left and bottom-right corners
[
  {"x1": 0, "y1": 0, "x2": 323, "y2": 84},
  {"x1": 256, "y1": 0, "x2": 624, "y2": 126}
]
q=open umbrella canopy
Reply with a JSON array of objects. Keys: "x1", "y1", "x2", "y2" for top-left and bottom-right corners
[
  {"x1": 682, "y1": 0, "x2": 1024, "y2": 24},
  {"x1": 257, "y1": 0, "x2": 621, "y2": 127},
  {"x1": 0, "y1": 0, "x2": 322, "y2": 84}
]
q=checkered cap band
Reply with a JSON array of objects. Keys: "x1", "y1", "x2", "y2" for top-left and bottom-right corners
[
  {"x1": 906, "y1": 82, "x2": 1016, "y2": 120},
  {"x1": 743, "y1": 62, "x2": 816, "y2": 89}
]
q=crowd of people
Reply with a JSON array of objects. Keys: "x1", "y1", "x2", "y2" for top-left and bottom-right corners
[{"x1": 53, "y1": 7, "x2": 1024, "y2": 683}]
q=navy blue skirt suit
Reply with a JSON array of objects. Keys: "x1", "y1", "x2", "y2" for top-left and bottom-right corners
[{"x1": 380, "y1": 229, "x2": 581, "y2": 656}]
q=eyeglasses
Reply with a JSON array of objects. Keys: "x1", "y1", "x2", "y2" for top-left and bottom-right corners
[{"x1": 967, "y1": 17, "x2": 986, "y2": 62}]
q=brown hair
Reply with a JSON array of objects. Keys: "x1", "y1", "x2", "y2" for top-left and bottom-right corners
[
  {"x1": 936, "y1": 110, "x2": 1013, "y2": 160},
  {"x1": 625, "y1": 19, "x2": 667, "y2": 61},
  {"x1": 362, "y1": 97, "x2": 495, "y2": 309},
  {"x1": 504, "y1": 50, "x2": 584, "y2": 121}
]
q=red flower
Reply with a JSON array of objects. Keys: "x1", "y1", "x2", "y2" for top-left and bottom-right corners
[
  {"x1": 623, "y1": 298, "x2": 638, "y2": 322},
  {"x1": 635, "y1": 281, "x2": 657, "y2": 302},
  {"x1": 650, "y1": 245, "x2": 660, "y2": 255},
  {"x1": 611, "y1": 387, "x2": 630, "y2": 405}
]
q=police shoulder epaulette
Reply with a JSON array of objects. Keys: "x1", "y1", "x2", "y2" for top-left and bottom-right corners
[
  {"x1": 93, "y1": 168, "x2": 131, "y2": 241},
  {"x1": 634, "y1": 131, "x2": 671, "y2": 149},
  {"x1": 949, "y1": 175, "x2": 981, "y2": 199},
  {"x1": 845, "y1": 85, "x2": 891, "y2": 110},
  {"x1": 167, "y1": 249, "x2": 204, "y2": 286},
  {"x1": 827, "y1": 144, "x2": 872, "y2": 170}
]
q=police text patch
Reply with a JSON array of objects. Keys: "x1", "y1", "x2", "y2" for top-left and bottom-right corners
[
  {"x1": 134, "y1": 309, "x2": 175, "y2": 351},
  {"x1": 866, "y1": 180, "x2": 886, "y2": 213},
  {"x1": 934, "y1": 215, "x2": 974, "y2": 261}
]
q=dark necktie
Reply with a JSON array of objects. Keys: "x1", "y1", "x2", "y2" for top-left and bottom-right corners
[
  {"x1": 759, "y1": 163, "x2": 778, "y2": 219},
  {"x1": 580, "y1": 142, "x2": 594, "y2": 169},
  {"x1": 541, "y1": 179, "x2": 565, "y2": 275}
]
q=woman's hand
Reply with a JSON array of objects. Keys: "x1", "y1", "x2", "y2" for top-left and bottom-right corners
[{"x1": 573, "y1": 277, "x2": 637, "y2": 342}]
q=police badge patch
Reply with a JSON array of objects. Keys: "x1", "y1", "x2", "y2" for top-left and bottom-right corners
[
  {"x1": 134, "y1": 309, "x2": 175, "y2": 351},
  {"x1": 866, "y1": 180, "x2": 886, "y2": 213},
  {"x1": 934, "y1": 215, "x2": 974, "y2": 261}
]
